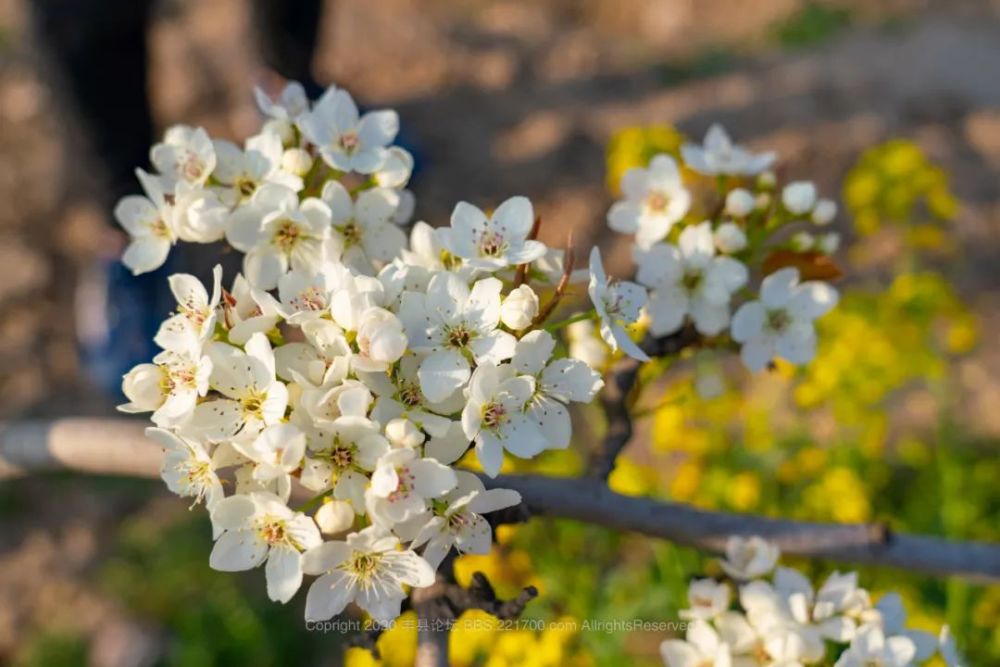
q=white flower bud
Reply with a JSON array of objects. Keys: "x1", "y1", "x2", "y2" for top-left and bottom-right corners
[
  {"x1": 755, "y1": 193, "x2": 771, "y2": 210},
  {"x1": 385, "y1": 418, "x2": 425, "y2": 449},
  {"x1": 724, "y1": 188, "x2": 755, "y2": 217},
  {"x1": 782, "y1": 181, "x2": 817, "y2": 215},
  {"x1": 790, "y1": 231, "x2": 815, "y2": 252},
  {"x1": 262, "y1": 118, "x2": 295, "y2": 145},
  {"x1": 713, "y1": 222, "x2": 747, "y2": 254},
  {"x1": 315, "y1": 500, "x2": 355, "y2": 535},
  {"x1": 500, "y1": 285, "x2": 539, "y2": 331},
  {"x1": 281, "y1": 147, "x2": 313, "y2": 177},
  {"x1": 355, "y1": 308, "x2": 407, "y2": 369},
  {"x1": 817, "y1": 232, "x2": 840, "y2": 255},
  {"x1": 812, "y1": 198, "x2": 837, "y2": 225},
  {"x1": 121, "y1": 364, "x2": 165, "y2": 410},
  {"x1": 757, "y1": 170, "x2": 777, "y2": 189}
]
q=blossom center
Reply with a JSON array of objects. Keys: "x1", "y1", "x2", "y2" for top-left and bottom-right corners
[
  {"x1": 387, "y1": 465, "x2": 416, "y2": 502},
  {"x1": 272, "y1": 220, "x2": 302, "y2": 252},
  {"x1": 338, "y1": 132, "x2": 360, "y2": 154},
  {"x1": 290, "y1": 287, "x2": 327, "y2": 311},
  {"x1": 445, "y1": 325, "x2": 472, "y2": 349},
  {"x1": 398, "y1": 382, "x2": 422, "y2": 408},
  {"x1": 478, "y1": 231, "x2": 507, "y2": 258},
  {"x1": 235, "y1": 176, "x2": 257, "y2": 200},
  {"x1": 346, "y1": 552, "x2": 381, "y2": 580},
  {"x1": 339, "y1": 221, "x2": 363, "y2": 248},
  {"x1": 330, "y1": 445, "x2": 354, "y2": 470},
  {"x1": 682, "y1": 270, "x2": 703, "y2": 292},
  {"x1": 481, "y1": 401, "x2": 507, "y2": 430},
  {"x1": 646, "y1": 190, "x2": 669, "y2": 212},
  {"x1": 181, "y1": 153, "x2": 205, "y2": 182},
  {"x1": 242, "y1": 392, "x2": 266, "y2": 418},
  {"x1": 258, "y1": 517, "x2": 287, "y2": 545},
  {"x1": 766, "y1": 309, "x2": 791, "y2": 333}
]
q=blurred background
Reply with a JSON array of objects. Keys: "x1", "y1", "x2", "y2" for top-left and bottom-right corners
[{"x1": 0, "y1": 0, "x2": 998, "y2": 665}]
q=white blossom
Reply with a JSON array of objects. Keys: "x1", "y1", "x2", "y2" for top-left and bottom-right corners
[
  {"x1": 719, "y1": 536, "x2": 780, "y2": 580},
  {"x1": 660, "y1": 619, "x2": 733, "y2": 667},
  {"x1": 400, "y1": 274, "x2": 516, "y2": 402},
  {"x1": 365, "y1": 447, "x2": 457, "y2": 528},
  {"x1": 725, "y1": 188, "x2": 755, "y2": 217},
  {"x1": 812, "y1": 198, "x2": 837, "y2": 225},
  {"x1": 321, "y1": 180, "x2": 407, "y2": 273},
  {"x1": 462, "y1": 361, "x2": 546, "y2": 477},
  {"x1": 209, "y1": 491, "x2": 322, "y2": 603},
  {"x1": 114, "y1": 169, "x2": 177, "y2": 275},
  {"x1": 254, "y1": 81, "x2": 309, "y2": 121},
  {"x1": 437, "y1": 196, "x2": 545, "y2": 271},
  {"x1": 681, "y1": 124, "x2": 775, "y2": 177},
  {"x1": 680, "y1": 579, "x2": 731, "y2": 621},
  {"x1": 608, "y1": 154, "x2": 691, "y2": 248},
  {"x1": 731, "y1": 268, "x2": 838, "y2": 372},
  {"x1": 212, "y1": 130, "x2": 302, "y2": 208},
  {"x1": 150, "y1": 124, "x2": 216, "y2": 187},
  {"x1": 500, "y1": 284, "x2": 539, "y2": 330},
  {"x1": 119, "y1": 348, "x2": 212, "y2": 427},
  {"x1": 714, "y1": 222, "x2": 747, "y2": 254},
  {"x1": 834, "y1": 625, "x2": 917, "y2": 667},
  {"x1": 147, "y1": 427, "x2": 224, "y2": 508},
  {"x1": 155, "y1": 265, "x2": 223, "y2": 352},
  {"x1": 588, "y1": 247, "x2": 650, "y2": 362},
  {"x1": 781, "y1": 181, "x2": 818, "y2": 216},
  {"x1": 300, "y1": 87, "x2": 398, "y2": 174},
  {"x1": 636, "y1": 222, "x2": 748, "y2": 337}
]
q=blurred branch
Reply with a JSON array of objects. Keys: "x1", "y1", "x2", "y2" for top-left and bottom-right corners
[
  {"x1": 3, "y1": 418, "x2": 1000, "y2": 581},
  {"x1": 588, "y1": 326, "x2": 701, "y2": 479}
]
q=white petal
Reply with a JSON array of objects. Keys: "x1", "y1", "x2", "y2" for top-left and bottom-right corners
[
  {"x1": 304, "y1": 570, "x2": 355, "y2": 621},
  {"x1": 210, "y1": 530, "x2": 268, "y2": 571},
  {"x1": 266, "y1": 546, "x2": 304, "y2": 603},
  {"x1": 760, "y1": 268, "x2": 800, "y2": 308},
  {"x1": 419, "y1": 349, "x2": 471, "y2": 403}
]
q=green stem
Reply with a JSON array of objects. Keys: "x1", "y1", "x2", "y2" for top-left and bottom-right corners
[{"x1": 543, "y1": 310, "x2": 595, "y2": 332}]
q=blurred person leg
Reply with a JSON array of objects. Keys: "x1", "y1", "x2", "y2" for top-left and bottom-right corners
[{"x1": 29, "y1": 0, "x2": 175, "y2": 398}]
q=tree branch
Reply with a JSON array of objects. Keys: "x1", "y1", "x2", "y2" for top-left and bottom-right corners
[{"x1": 2, "y1": 418, "x2": 999, "y2": 581}]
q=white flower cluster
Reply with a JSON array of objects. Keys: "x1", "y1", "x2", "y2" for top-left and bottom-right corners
[
  {"x1": 661, "y1": 537, "x2": 966, "y2": 667},
  {"x1": 601, "y1": 124, "x2": 841, "y2": 372},
  {"x1": 117, "y1": 82, "x2": 605, "y2": 625}
]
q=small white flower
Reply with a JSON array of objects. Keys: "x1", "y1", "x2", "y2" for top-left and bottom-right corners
[
  {"x1": 588, "y1": 247, "x2": 649, "y2": 362},
  {"x1": 118, "y1": 349, "x2": 212, "y2": 427},
  {"x1": 373, "y1": 146, "x2": 415, "y2": 190},
  {"x1": 725, "y1": 188, "x2": 755, "y2": 217},
  {"x1": 170, "y1": 181, "x2": 230, "y2": 243},
  {"x1": 299, "y1": 415, "x2": 389, "y2": 509},
  {"x1": 227, "y1": 184, "x2": 332, "y2": 290},
  {"x1": 834, "y1": 625, "x2": 917, "y2": 667},
  {"x1": 608, "y1": 154, "x2": 691, "y2": 248},
  {"x1": 353, "y1": 306, "x2": 408, "y2": 372},
  {"x1": 302, "y1": 526, "x2": 435, "y2": 623},
  {"x1": 437, "y1": 196, "x2": 546, "y2": 271},
  {"x1": 660, "y1": 619, "x2": 732, "y2": 667},
  {"x1": 714, "y1": 222, "x2": 747, "y2": 254},
  {"x1": 867, "y1": 593, "x2": 937, "y2": 661},
  {"x1": 209, "y1": 491, "x2": 322, "y2": 603},
  {"x1": 636, "y1": 222, "x2": 748, "y2": 337},
  {"x1": 500, "y1": 284, "x2": 539, "y2": 331},
  {"x1": 150, "y1": 124, "x2": 216, "y2": 187},
  {"x1": 812, "y1": 198, "x2": 837, "y2": 225},
  {"x1": 681, "y1": 124, "x2": 776, "y2": 177},
  {"x1": 399, "y1": 273, "x2": 517, "y2": 402},
  {"x1": 730, "y1": 268, "x2": 839, "y2": 372},
  {"x1": 781, "y1": 181, "x2": 817, "y2": 216},
  {"x1": 233, "y1": 422, "x2": 307, "y2": 491},
  {"x1": 513, "y1": 330, "x2": 603, "y2": 449},
  {"x1": 115, "y1": 169, "x2": 176, "y2": 275},
  {"x1": 300, "y1": 87, "x2": 398, "y2": 174},
  {"x1": 212, "y1": 130, "x2": 302, "y2": 207},
  {"x1": 190, "y1": 333, "x2": 289, "y2": 441},
  {"x1": 366, "y1": 447, "x2": 457, "y2": 527},
  {"x1": 222, "y1": 273, "x2": 281, "y2": 346},
  {"x1": 360, "y1": 354, "x2": 464, "y2": 439},
  {"x1": 462, "y1": 361, "x2": 546, "y2": 477},
  {"x1": 254, "y1": 81, "x2": 309, "y2": 121},
  {"x1": 155, "y1": 265, "x2": 223, "y2": 352},
  {"x1": 146, "y1": 427, "x2": 224, "y2": 508},
  {"x1": 408, "y1": 470, "x2": 521, "y2": 569},
  {"x1": 719, "y1": 536, "x2": 780, "y2": 580},
  {"x1": 680, "y1": 578, "x2": 731, "y2": 621},
  {"x1": 321, "y1": 180, "x2": 407, "y2": 273}
]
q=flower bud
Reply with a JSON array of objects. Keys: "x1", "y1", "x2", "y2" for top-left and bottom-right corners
[
  {"x1": 714, "y1": 222, "x2": 747, "y2": 254},
  {"x1": 122, "y1": 363, "x2": 165, "y2": 410},
  {"x1": 757, "y1": 170, "x2": 777, "y2": 189},
  {"x1": 315, "y1": 500, "x2": 355, "y2": 534},
  {"x1": 724, "y1": 188, "x2": 755, "y2": 217},
  {"x1": 790, "y1": 231, "x2": 815, "y2": 252},
  {"x1": 385, "y1": 418, "x2": 425, "y2": 449},
  {"x1": 817, "y1": 232, "x2": 840, "y2": 255},
  {"x1": 812, "y1": 198, "x2": 837, "y2": 225},
  {"x1": 782, "y1": 181, "x2": 817, "y2": 215},
  {"x1": 755, "y1": 193, "x2": 771, "y2": 210},
  {"x1": 500, "y1": 285, "x2": 539, "y2": 331},
  {"x1": 262, "y1": 118, "x2": 295, "y2": 145},
  {"x1": 281, "y1": 148, "x2": 313, "y2": 177}
]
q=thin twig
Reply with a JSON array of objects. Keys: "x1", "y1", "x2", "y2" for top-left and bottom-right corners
[
  {"x1": 512, "y1": 216, "x2": 543, "y2": 288},
  {"x1": 531, "y1": 238, "x2": 575, "y2": 327}
]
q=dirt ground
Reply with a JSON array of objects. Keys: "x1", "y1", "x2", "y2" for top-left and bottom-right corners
[{"x1": 0, "y1": 0, "x2": 998, "y2": 664}]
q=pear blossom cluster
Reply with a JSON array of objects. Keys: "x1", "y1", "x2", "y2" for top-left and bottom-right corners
[
  {"x1": 598, "y1": 123, "x2": 842, "y2": 372},
  {"x1": 116, "y1": 79, "x2": 856, "y2": 630},
  {"x1": 661, "y1": 536, "x2": 966, "y2": 667},
  {"x1": 117, "y1": 81, "x2": 606, "y2": 625}
]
